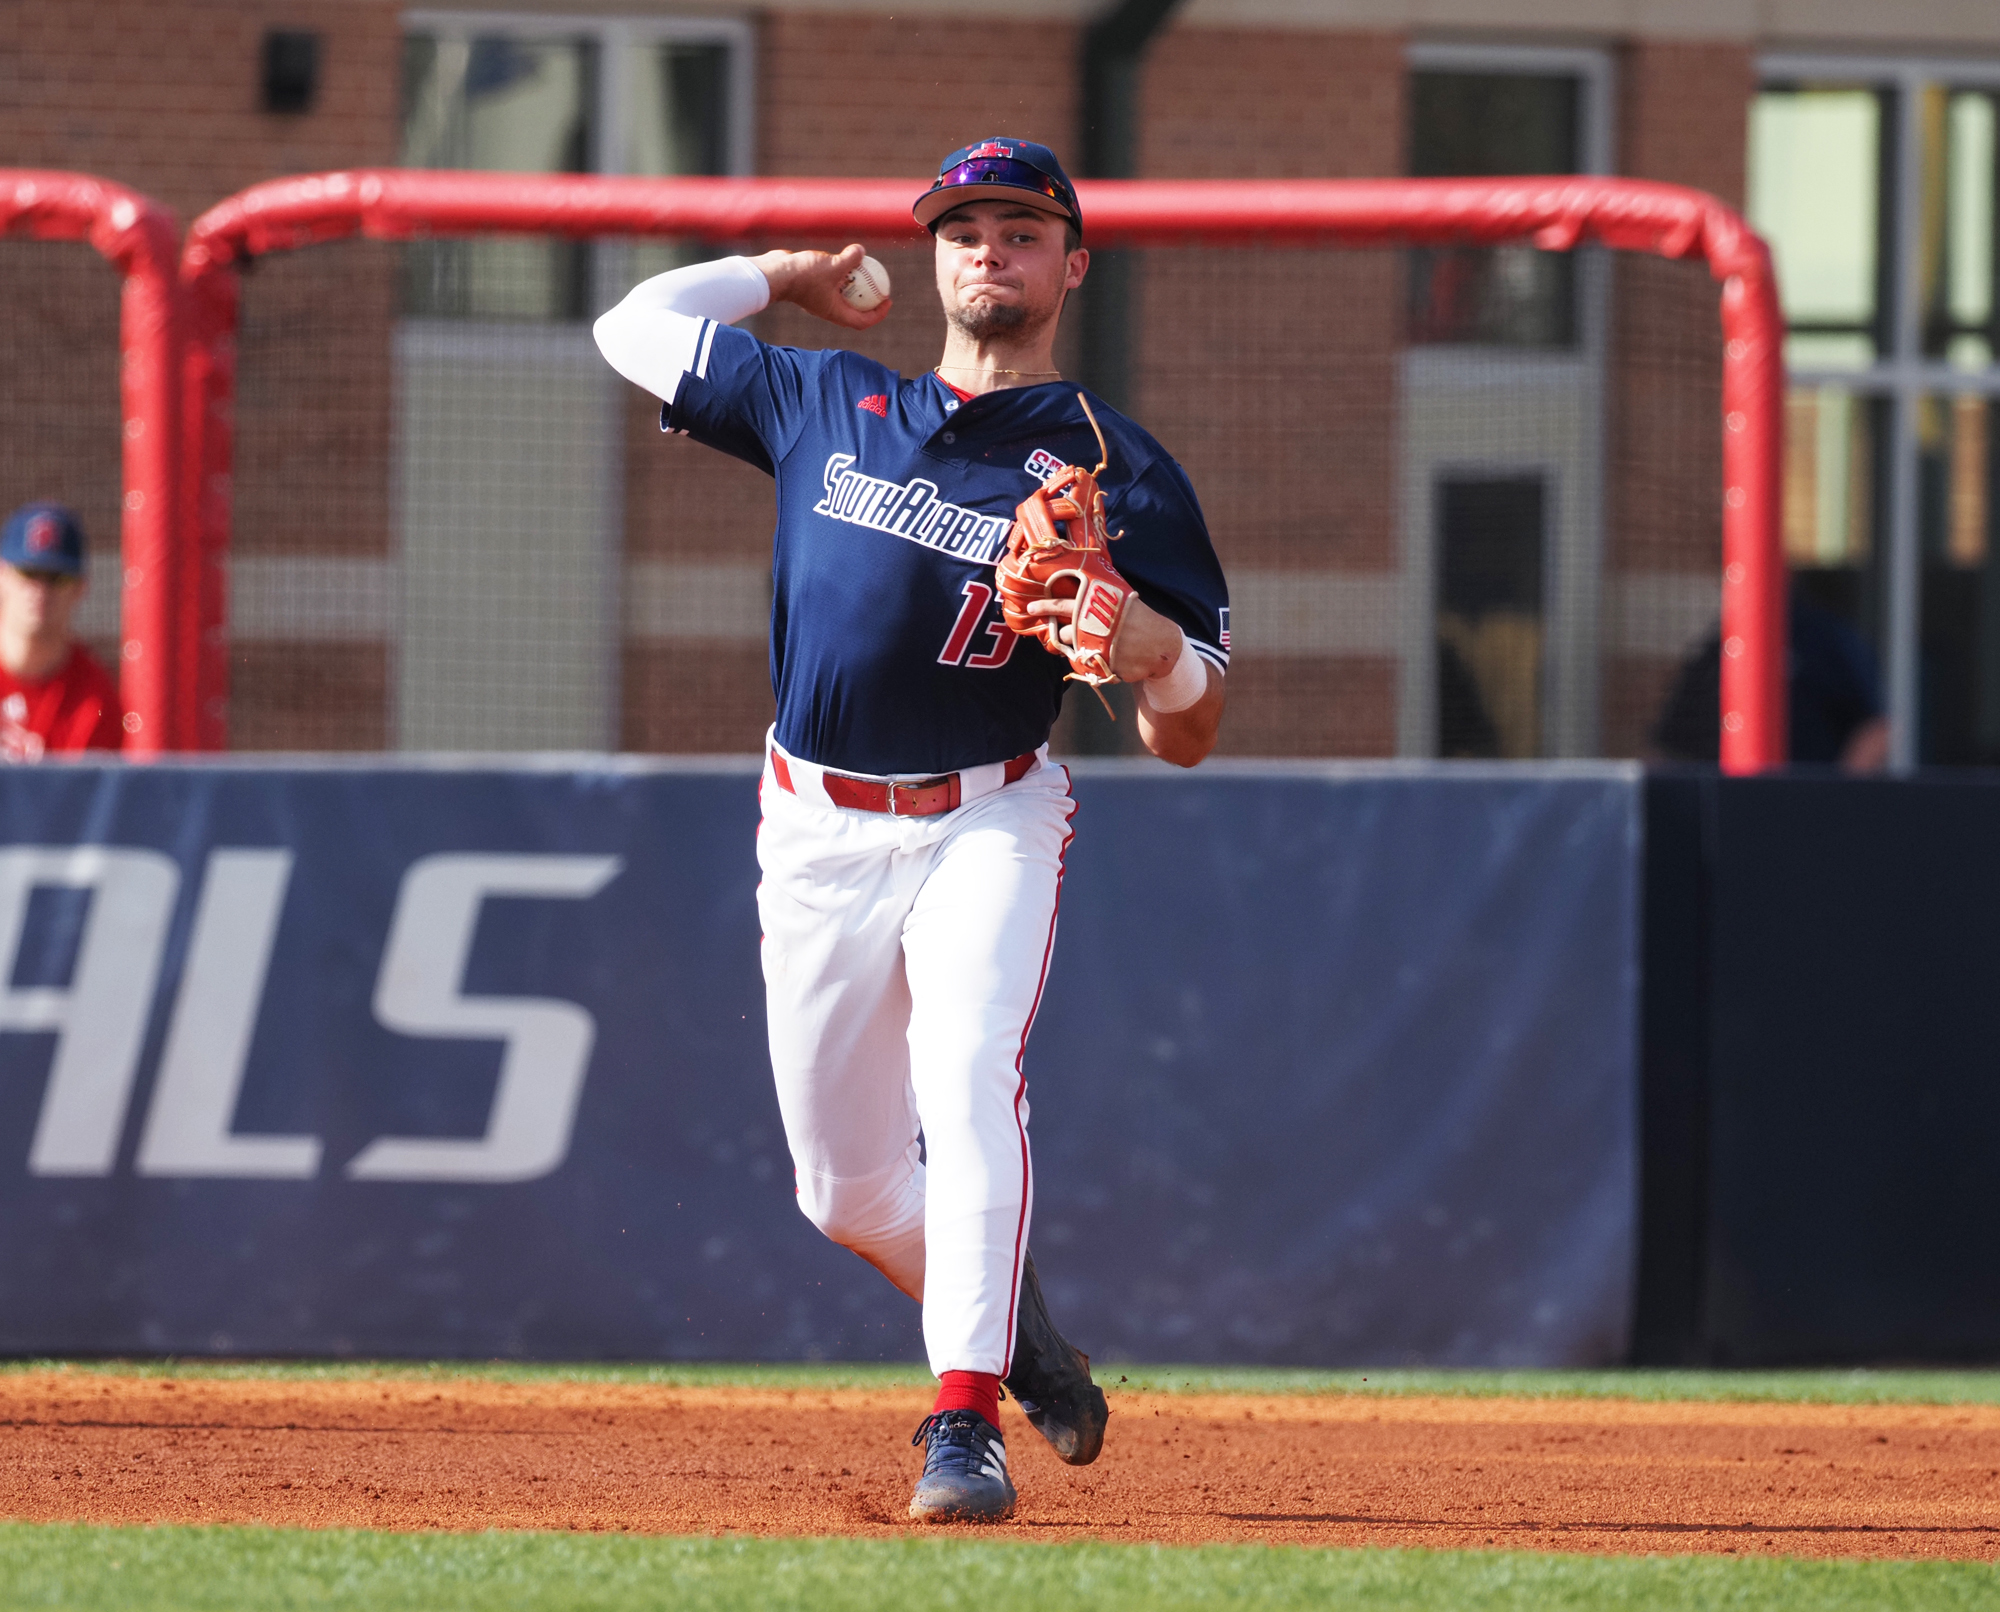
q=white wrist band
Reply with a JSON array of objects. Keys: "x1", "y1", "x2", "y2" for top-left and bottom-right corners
[{"x1": 1138, "y1": 629, "x2": 1207, "y2": 714}]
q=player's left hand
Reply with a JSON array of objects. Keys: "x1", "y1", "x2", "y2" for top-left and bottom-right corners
[
  {"x1": 1028, "y1": 591, "x2": 1223, "y2": 764},
  {"x1": 1021, "y1": 593, "x2": 1184, "y2": 684}
]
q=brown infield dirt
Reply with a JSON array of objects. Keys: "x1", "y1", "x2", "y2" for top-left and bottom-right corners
[{"x1": 3, "y1": 1374, "x2": 1998, "y2": 1560}]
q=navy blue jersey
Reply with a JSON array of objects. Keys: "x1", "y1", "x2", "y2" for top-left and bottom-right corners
[{"x1": 663, "y1": 322, "x2": 1229, "y2": 776}]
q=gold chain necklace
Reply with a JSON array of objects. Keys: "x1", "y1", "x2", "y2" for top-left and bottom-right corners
[{"x1": 935, "y1": 364, "x2": 1062, "y2": 380}]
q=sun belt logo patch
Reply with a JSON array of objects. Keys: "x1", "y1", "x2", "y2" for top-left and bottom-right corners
[
  {"x1": 857, "y1": 394, "x2": 888, "y2": 417},
  {"x1": 23, "y1": 513, "x2": 57, "y2": 555},
  {"x1": 1024, "y1": 448, "x2": 1065, "y2": 480}
]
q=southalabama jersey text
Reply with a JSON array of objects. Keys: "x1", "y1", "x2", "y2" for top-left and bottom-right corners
[{"x1": 812, "y1": 455, "x2": 1014, "y2": 566}]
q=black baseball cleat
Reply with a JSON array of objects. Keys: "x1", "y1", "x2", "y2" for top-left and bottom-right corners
[
  {"x1": 1003, "y1": 1250, "x2": 1110, "y2": 1465},
  {"x1": 908, "y1": 1409, "x2": 1017, "y2": 1523}
]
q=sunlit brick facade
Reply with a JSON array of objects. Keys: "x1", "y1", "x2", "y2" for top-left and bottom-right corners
[{"x1": 7, "y1": 0, "x2": 1988, "y2": 757}]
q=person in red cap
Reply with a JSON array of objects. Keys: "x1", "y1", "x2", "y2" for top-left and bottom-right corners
[{"x1": 0, "y1": 502, "x2": 123, "y2": 760}]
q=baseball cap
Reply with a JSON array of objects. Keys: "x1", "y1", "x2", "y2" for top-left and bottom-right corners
[
  {"x1": 0, "y1": 503, "x2": 86, "y2": 578},
  {"x1": 915, "y1": 138, "x2": 1083, "y2": 234}
]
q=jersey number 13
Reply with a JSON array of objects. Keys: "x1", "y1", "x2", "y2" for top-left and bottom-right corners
[{"x1": 937, "y1": 580, "x2": 1019, "y2": 670}]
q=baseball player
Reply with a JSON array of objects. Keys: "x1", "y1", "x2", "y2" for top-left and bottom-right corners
[{"x1": 594, "y1": 138, "x2": 1228, "y2": 1522}]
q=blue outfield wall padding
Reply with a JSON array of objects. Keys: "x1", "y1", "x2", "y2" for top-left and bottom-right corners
[
  {"x1": 1700, "y1": 774, "x2": 2000, "y2": 1364},
  {"x1": 0, "y1": 758, "x2": 1640, "y2": 1365}
]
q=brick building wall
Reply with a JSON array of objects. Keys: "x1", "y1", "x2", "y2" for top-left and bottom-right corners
[
  {"x1": 1, "y1": 0, "x2": 402, "y2": 747},
  {"x1": 230, "y1": 237, "x2": 400, "y2": 749},
  {"x1": 0, "y1": 1, "x2": 1752, "y2": 760},
  {"x1": 1, "y1": 0, "x2": 397, "y2": 220},
  {"x1": 1604, "y1": 40, "x2": 1755, "y2": 755},
  {"x1": 1139, "y1": 26, "x2": 1406, "y2": 755},
  {"x1": 0, "y1": 241, "x2": 124, "y2": 671}
]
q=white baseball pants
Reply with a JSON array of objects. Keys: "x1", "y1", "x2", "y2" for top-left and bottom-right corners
[{"x1": 755, "y1": 739, "x2": 1076, "y2": 1378}]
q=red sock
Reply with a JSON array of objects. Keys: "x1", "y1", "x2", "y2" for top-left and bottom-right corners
[{"x1": 932, "y1": 1369, "x2": 1001, "y2": 1429}]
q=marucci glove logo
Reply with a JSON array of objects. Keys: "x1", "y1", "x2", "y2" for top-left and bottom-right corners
[
  {"x1": 1077, "y1": 578, "x2": 1124, "y2": 638},
  {"x1": 813, "y1": 454, "x2": 1012, "y2": 565}
]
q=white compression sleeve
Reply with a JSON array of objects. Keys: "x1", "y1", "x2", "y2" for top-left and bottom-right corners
[{"x1": 592, "y1": 255, "x2": 772, "y2": 406}]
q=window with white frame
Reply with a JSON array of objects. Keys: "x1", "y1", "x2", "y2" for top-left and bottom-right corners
[
  {"x1": 400, "y1": 13, "x2": 752, "y2": 320},
  {"x1": 1400, "y1": 44, "x2": 1612, "y2": 763},
  {"x1": 385, "y1": 14, "x2": 750, "y2": 754},
  {"x1": 1753, "y1": 58, "x2": 2000, "y2": 768},
  {"x1": 1408, "y1": 68, "x2": 1587, "y2": 349}
]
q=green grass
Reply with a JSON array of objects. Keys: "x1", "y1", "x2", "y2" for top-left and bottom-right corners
[
  {"x1": 0, "y1": 1524, "x2": 1994, "y2": 1612},
  {"x1": 0, "y1": 1359, "x2": 940, "y2": 1391},
  {"x1": 1100, "y1": 1367, "x2": 2000, "y2": 1405},
  {"x1": 9, "y1": 1359, "x2": 2000, "y2": 1405}
]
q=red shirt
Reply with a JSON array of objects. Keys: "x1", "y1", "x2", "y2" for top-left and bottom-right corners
[{"x1": 0, "y1": 645, "x2": 124, "y2": 759}]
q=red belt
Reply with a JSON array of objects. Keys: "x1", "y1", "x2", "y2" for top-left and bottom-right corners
[{"x1": 772, "y1": 750, "x2": 1037, "y2": 816}]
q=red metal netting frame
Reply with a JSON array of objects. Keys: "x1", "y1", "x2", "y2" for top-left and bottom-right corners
[
  {"x1": 183, "y1": 171, "x2": 1787, "y2": 769},
  {"x1": 1, "y1": 171, "x2": 182, "y2": 753}
]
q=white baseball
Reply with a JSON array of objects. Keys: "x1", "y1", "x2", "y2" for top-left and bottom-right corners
[{"x1": 840, "y1": 255, "x2": 891, "y2": 311}]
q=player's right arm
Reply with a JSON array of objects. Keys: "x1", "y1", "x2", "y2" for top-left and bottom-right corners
[
  {"x1": 592, "y1": 245, "x2": 889, "y2": 405},
  {"x1": 592, "y1": 255, "x2": 769, "y2": 404}
]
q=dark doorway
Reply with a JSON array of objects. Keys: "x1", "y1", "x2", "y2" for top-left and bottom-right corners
[{"x1": 1438, "y1": 475, "x2": 1547, "y2": 758}]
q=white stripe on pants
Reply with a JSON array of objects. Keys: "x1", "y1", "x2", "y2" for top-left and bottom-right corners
[{"x1": 756, "y1": 746, "x2": 1075, "y2": 1377}]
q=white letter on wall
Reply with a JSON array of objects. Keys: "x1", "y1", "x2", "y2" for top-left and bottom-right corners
[
  {"x1": 346, "y1": 853, "x2": 622, "y2": 1184},
  {"x1": 0, "y1": 847, "x2": 180, "y2": 1177},
  {"x1": 136, "y1": 849, "x2": 321, "y2": 1178}
]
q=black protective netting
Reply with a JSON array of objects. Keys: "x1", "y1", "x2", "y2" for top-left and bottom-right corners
[
  {"x1": 0, "y1": 241, "x2": 124, "y2": 669},
  {"x1": 224, "y1": 234, "x2": 1726, "y2": 759}
]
